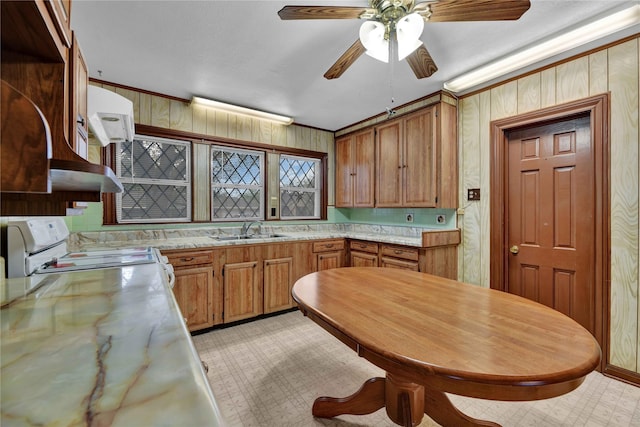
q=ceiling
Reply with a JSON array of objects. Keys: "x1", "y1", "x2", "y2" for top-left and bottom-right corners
[{"x1": 71, "y1": 1, "x2": 638, "y2": 131}]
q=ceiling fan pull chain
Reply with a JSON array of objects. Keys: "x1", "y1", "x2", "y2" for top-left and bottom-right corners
[{"x1": 387, "y1": 35, "x2": 397, "y2": 118}]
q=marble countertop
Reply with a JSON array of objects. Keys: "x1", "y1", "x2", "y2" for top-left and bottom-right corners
[
  {"x1": 69, "y1": 223, "x2": 457, "y2": 252},
  {"x1": 0, "y1": 264, "x2": 226, "y2": 426}
]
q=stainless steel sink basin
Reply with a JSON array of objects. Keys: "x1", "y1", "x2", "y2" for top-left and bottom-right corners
[{"x1": 213, "y1": 234, "x2": 286, "y2": 241}]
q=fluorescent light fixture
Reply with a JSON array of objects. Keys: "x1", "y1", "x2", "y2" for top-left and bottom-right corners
[
  {"x1": 444, "y1": 4, "x2": 640, "y2": 93},
  {"x1": 191, "y1": 96, "x2": 293, "y2": 125}
]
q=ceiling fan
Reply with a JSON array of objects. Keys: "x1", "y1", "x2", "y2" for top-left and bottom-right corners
[{"x1": 278, "y1": 0, "x2": 531, "y2": 80}]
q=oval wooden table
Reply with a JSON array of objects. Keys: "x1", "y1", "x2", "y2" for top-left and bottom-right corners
[{"x1": 292, "y1": 268, "x2": 601, "y2": 427}]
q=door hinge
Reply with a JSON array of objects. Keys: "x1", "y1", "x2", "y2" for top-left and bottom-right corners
[{"x1": 435, "y1": 108, "x2": 439, "y2": 118}]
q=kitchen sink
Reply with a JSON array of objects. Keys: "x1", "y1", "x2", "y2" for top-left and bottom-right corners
[{"x1": 213, "y1": 234, "x2": 287, "y2": 241}]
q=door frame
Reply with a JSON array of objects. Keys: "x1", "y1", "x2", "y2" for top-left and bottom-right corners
[{"x1": 489, "y1": 93, "x2": 609, "y2": 372}]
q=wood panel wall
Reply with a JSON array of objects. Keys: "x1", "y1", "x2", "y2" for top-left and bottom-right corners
[
  {"x1": 458, "y1": 37, "x2": 640, "y2": 373},
  {"x1": 89, "y1": 83, "x2": 336, "y2": 212}
]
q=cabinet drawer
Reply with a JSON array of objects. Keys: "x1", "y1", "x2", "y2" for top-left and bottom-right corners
[
  {"x1": 165, "y1": 250, "x2": 214, "y2": 267},
  {"x1": 349, "y1": 240, "x2": 378, "y2": 254},
  {"x1": 380, "y1": 257, "x2": 419, "y2": 271},
  {"x1": 312, "y1": 239, "x2": 345, "y2": 253},
  {"x1": 380, "y1": 245, "x2": 419, "y2": 261}
]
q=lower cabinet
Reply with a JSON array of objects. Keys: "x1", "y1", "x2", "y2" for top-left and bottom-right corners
[
  {"x1": 223, "y1": 260, "x2": 260, "y2": 323},
  {"x1": 164, "y1": 250, "x2": 216, "y2": 332},
  {"x1": 173, "y1": 266, "x2": 215, "y2": 330},
  {"x1": 349, "y1": 240, "x2": 379, "y2": 267},
  {"x1": 263, "y1": 257, "x2": 293, "y2": 314},
  {"x1": 314, "y1": 239, "x2": 345, "y2": 271},
  {"x1": 380, "y1": 244, "x2": 420, "y2": 271},
  {"x1": 163, "y1": 233, "x2": 458, "y2": 332}
]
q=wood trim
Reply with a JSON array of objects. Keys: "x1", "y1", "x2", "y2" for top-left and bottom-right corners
[
  {"x1": 489, "y1": 93, "x2": 610, "y2": 374},
  {"x1": 134, "y1": 124, "x2": 326, "y2": 159},
  {"x1": 89, "y1": 78, "x2": 333, "y2": 133},
  {"x1": 603, "y1": 364, "x2": 640, "y2": 387}
]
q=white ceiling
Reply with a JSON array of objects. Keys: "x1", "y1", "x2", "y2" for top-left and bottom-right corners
[{"x1": 71, "y1": 0, "x2": 638, "y2": 131}]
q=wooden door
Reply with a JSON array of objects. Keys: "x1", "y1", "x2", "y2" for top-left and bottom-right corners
[
  {"x1": 335, "y1": 135, "x2": 353, "y2": 207},
  {"x1": 223, "y1": 261, "x2": 260, "y2": 323},
  {"x1": 403, "y1": 108, "x2": 437, "y2": 207},
  {"x1": 264, "y1": 257, "x2": 293, "y2": 313},
  {"x1": 353, "y1": 129, "x2": 375, "y2": 207},
  {"x1": 376, "y1": 120, "x2": 403, "y2": 207},
  {"x1": 506, "y1": 115, "x2": 594, "y2": 331},
  {"x1": 173, "y1": 266, "x2": 214, "y2": 331}
]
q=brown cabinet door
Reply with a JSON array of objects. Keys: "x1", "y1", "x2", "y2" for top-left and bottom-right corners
[
  {"x1": 335, "y1": 135, "x2": 353, "y2": 207},
  {"x1": 69, "y1": 33, "x2": 88, "y2": 159},
  {"x1": 380, "y1": 257, "x2": 419, "y2": 271},
  {"x1": 350, "y1": 252, "x2": 378, "y2": 267},
  {"x1": 403, "y1": 108, "x2": 437, "y2": 207},
  {"x1": 317, "y1": 252, "x2": 343, "y2": 271},
  {"x1": 224, "y1": 261, "x2": 261, "y2": 323},
  {"x1": 375, "y1": 120, "x2": 403, "y2": 207},
  {"x1": 264, "y1": 257, "x2": 294, "y2": 313},
  {"x1": 353, "y1": 129, "x2": 375, "y2": 207},
  {"x1": 173, "y1": 266, "x2": 214, "y2": 331},
  {"x1": 335, "y1": 129, "x2": 375, "y2": 207}
]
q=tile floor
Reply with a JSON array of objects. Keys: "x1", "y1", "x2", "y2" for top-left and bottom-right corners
[{"x1": 193, "y1": 311, "x2": 640, "y2": 427}]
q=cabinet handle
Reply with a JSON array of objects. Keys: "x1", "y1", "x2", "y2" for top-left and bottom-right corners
[
  {"x1": 181, "y1": 257, "x2": 195, "y2": 262},
  {"x1": 359, "y1": 244, "x2": 367, "y2": 248},
  {"x1": 325, "y1": 243, "x2": 334, "y2": 248},
  {"x1": 394, "y1": 250, "x2": 403, "y2": 254}
]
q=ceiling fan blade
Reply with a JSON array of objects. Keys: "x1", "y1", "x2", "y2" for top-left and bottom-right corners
[
  {"x1": 278, "y1": 6, "x2": 369, "y2": 20},
  {"x1": 427, "y1": 0, "x2": 531, "y2": 22},
  {"x1": 324, "y1": 39, "x2": 366, "y2": 80},
  {"x1": 406, "y1": 44, "x2": 438, "y2": 79}
]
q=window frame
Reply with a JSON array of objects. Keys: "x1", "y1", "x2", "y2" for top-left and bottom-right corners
[
  {"x1": 279, "y1": 154, "x2": 322, "y2": 220},
  {"x1": 103, "y1": 124, "x2": 328, "y2": 225},
  {"x1": 211, "y1": 145, "x2": 266, "y2": 222},
  {"x1": 115, "y1": 135, "x2": 192, "y2": 224}
]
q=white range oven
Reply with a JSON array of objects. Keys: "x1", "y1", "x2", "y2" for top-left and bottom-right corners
[{"x1": 6, "y1": 218, "x2": 173, "y2": 286}]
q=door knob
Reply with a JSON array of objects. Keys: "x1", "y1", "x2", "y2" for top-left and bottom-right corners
[{"x1": 510, "y1": 245, "x2": 519, "y2": 254}]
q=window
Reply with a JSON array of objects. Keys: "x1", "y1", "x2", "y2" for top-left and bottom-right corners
[
  {"x1": 211, "y1": 146, "x2": 265, "y2": 220},
  {"x1": 279, "y1": 155, "x2": 321, "y2": 219},
  {"x1": 116, "y1": 136, "x2": 191, "y2": 223}
]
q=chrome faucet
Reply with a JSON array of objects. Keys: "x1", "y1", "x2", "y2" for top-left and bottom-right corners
[{"x1": 240, "y1": 221, "x2": 261, "y2": 236}]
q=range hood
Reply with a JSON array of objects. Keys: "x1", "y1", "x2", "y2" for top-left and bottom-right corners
[{"x1": 87, "y1": 86, "x2": 135, "y2": 146}]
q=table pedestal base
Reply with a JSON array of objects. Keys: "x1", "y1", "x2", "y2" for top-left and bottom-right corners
[{"x1": 312, "y1": 374, "x2": 501, "y2": 427}]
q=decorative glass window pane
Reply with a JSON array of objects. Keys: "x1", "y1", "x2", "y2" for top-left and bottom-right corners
[
  {"x1": 211, "y1": 146, "x2": 264, "y2": 220},
  {"x1": 279, "y1": 155, "x2": 320, "y2": 219},
  {"x1": 116, "y1": 136, "x2": 191, "y2": 223}
]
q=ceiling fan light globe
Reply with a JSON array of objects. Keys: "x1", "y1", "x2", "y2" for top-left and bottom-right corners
[
  {"x1": 359, "y1": 20, "x2": 389, "y2": 63},
  {"x1": 398, "y1": 38, "x2": 423, "y2": 61},
  {"x1": 396, "y1": 12, "x2": 424, "y2": 60}
]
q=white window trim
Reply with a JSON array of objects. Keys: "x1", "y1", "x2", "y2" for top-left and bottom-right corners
[
  {"x1": 115, "y1": 135, "x2": 191, "y2": 223},
  {"x1": 211, "y1": 145, "x2": 265, "y2": 221},
  {"x1": 279, "y1": 154, "x2": 321, "y2": 220}
]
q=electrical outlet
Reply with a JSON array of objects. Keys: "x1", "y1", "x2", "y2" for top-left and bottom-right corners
[
  {"x1": 436, "y1": 214, "x2": 446, "y2": 224},
  {"x1": 468, "y1": 188, "x2": 481, "y2": 201},
  {"x1": 406, "y1": 213, "x2": 414, "y2": 223}
]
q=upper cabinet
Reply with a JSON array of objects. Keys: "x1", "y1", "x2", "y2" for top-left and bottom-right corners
[
  {"x1": 335, "y1": 93, "x2": 458, "y2": 209},
  {"x1": 1, "y1": 0, "x2": 122, "y2": 216},
  {"x1": 376, "y1": 107, "x2": 437, "y2": 207},
  {"x1": 335, "y1": 128, "x2": 375, "y2": 208},
  {"x1": 69, "y1": 32, "x2": 88, "y2": 160}
]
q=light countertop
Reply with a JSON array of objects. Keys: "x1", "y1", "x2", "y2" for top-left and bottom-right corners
[
  {"x1": 69, "y1": 223, "x2": 458, "y2": 252},
  {"x1": 0, "y1": 264, "x2": 225, "y2": 426}
]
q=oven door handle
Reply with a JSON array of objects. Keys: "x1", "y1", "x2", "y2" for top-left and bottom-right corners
[{"x1": 162, "y1": 263, "x2": 176, "y2": 289}]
